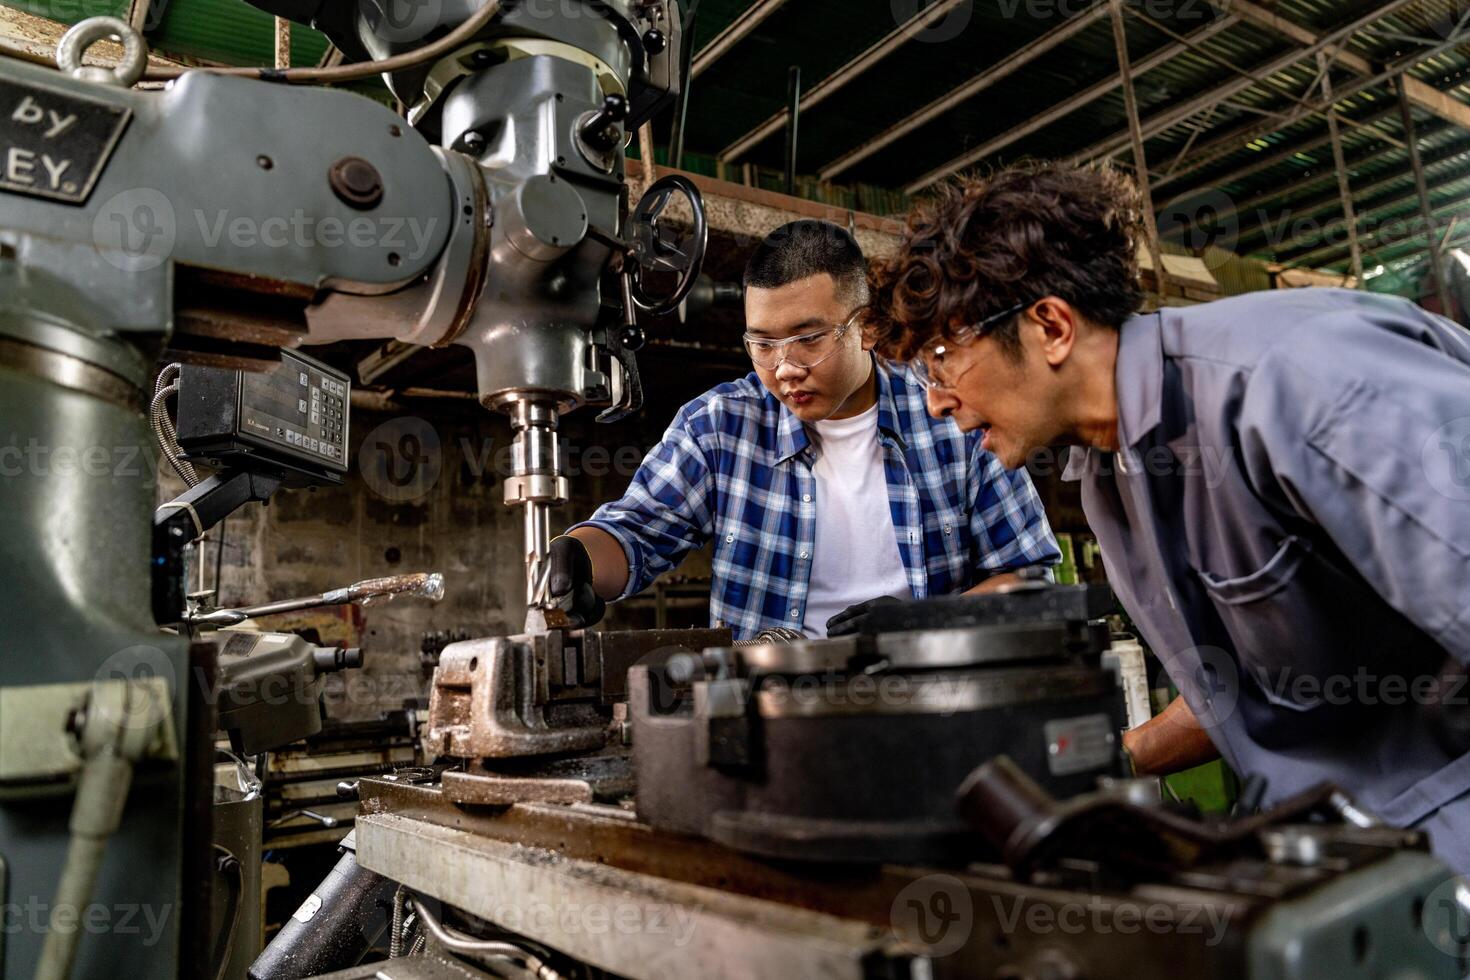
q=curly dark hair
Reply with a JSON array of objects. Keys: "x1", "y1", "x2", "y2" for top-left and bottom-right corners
[{"x1": 867, "y1": 162, "x2": 1145, "y2": 361}]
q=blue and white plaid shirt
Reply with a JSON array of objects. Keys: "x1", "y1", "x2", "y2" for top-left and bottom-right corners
[{"x1": 575, "y1": 359, "x2": 1059, "y2": 639}]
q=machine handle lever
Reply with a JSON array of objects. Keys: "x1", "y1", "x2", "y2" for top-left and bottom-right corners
[{"x1": 579, "y1": 94, "x2": 628, "y2": 150}]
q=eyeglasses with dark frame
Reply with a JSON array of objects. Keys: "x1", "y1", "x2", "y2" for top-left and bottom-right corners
[
  {"x1": 909, "y1": 301, "x2": 1030, "y2": 391},
  {"x1": 742, "y1": 308, "x2": 864, "y2": 371}
]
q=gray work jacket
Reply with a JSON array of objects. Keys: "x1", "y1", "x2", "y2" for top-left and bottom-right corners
[{"x1": 1064, "y1": 288, "x2": 1470, "y2": 871}]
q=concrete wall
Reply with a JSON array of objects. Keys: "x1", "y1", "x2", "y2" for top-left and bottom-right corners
[{"x1": 165, "y1": 387, "x2": 717, "y2": 723}]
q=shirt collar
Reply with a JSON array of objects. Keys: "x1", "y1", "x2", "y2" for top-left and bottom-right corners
[
  {"x1": 873, "y1": 359, "x2": 910, "y2": 451},
  {"x1": 1116, "y1": 310, "x2": 1165, "y2": 448},
  {"x1": 1061, "y1": 312, "x2": 1164, "y2": 482},
  {"x1": 772, "y1": 357, "x2": 907, "y2": 464}
]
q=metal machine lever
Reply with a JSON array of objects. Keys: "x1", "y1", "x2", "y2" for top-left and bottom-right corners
[
  {"x1": 579, "y1": 93, "x2": 628, "y2": 150},
  {"x1": 189, "y1": 572, "x2": 445, "y2": 626}
]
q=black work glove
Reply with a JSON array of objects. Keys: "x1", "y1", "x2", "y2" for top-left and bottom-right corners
[
  {"x1": 825, "y1": 595, "x2": 904, "y2": 637},
  {"x1": 547, "y1": 535, "x2": 607, "y2": 629}
]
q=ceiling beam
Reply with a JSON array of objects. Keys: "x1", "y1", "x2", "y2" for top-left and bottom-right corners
[
  {"x1": 1152, "y1": 103, "x2": 1401, "y2": 211},
  {"x1": 1281, "y1": 181, "x2": 1470, "y2": 267},
  {"x1": 818, "y1": 1, "x2": 1110, "y2": 182},
  {"x1": 905, "y1": 0, "x2": 1422, "y2": 194},
  {"x1": 1209, "y1": 0, "x2": 1470, "y2": 132},
  {"x1": 720, "y1": 0, "x2": 970, "y2": 163},
  {"x1": 1181, "y1": 117, "x2": 1454, "y2": 248},
  {"x1": 1147, "y1": 93, "x2": 1400, "y2": 194},
  {"x1": 1239, "y1": 152, "x2": 1470, "y2": 258},
  {"x1": 1146, "y1": 16, "x2": 1470, "y2": 190},
  {"x1": 1069, "y1": 0, "x2": 1423, "y2": 166},
  {"x1": 1363, "y1": 222, "x2": 1470, "y2": 273},
  {"x1": 691, "y1": 0, "x2": 789, "y2": 79},
  {"x1": 1293, "y1": 196, "x2": 1464, "y2": 270},
  {"x1": 900, "y1": 13, "x2": 1240, "y2": 196}
]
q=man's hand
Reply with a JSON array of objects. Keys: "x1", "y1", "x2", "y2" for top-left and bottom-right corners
[
  {"x1": 548, "y1": 535, "x2": 607, "y2": 629},
  {"x1": 826, "y1": 595, "x2": 904, "y2": 637}
]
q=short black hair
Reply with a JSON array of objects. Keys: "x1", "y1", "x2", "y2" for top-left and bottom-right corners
[{"x1": 743, "y1": 219, "x2": 870, "y2": 306}]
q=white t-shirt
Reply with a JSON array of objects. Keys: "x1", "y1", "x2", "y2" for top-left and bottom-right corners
[{"x1": 802, "y1": 403, "x2": 912, "y2": 637}]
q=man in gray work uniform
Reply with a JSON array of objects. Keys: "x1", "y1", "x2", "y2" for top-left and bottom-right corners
[{"x1": 867, "y1": 161, "x2": 1470, "y2": 873}]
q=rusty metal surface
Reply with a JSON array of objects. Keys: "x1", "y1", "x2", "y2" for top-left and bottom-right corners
[
  {"x1": 357, "y1": 778, "x2": 902, "y2": 921},
  {"x1": 421, "y1": 628, "x2": 732, "y2": 761},
  {"x1": 353, "y1": 780, "x2": 1268, "y2": 980},
  {"x1": 422, "y1": 636, "x2": 609, "y2": 760},
  {"x1": 443, "y1": 770, "x2": 595, "y2": 805},
  {"x1": 353, "y1": 810, "x2": 901, "y2": 980},
  {"x1": 352, "y1": 778, "x2": 1457, "y2": 980},
  {"x1": 443, "y1": 754, "x2": 635, "y2": 805}
]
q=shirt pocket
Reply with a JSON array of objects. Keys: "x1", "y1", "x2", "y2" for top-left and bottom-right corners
[
  {"x1": 1193, "y1": 535, "x2": 1436, "y2": 738},
  {"x1": 929, "y1": 502, "x2": 967, "y2": 567}
]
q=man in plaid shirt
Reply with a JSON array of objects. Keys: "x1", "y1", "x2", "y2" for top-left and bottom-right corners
[{"x1": 547, "y1": 220, "x2": 1058, "y2": 640}]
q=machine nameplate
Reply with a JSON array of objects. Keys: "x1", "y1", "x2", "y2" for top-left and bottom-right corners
[
  {"x1": 0, "y1": 76, "x2": 131, "y2": 204},
  {"x1": 1043, "y1": 713, "x2": 1116, "y2": 776}
]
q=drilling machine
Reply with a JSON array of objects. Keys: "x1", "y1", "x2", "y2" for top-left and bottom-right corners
[
  {"x1": 2, "y1": 6, "x2": 1467, "y2": 980},
  {"x1": 0, "y1": 3, "x2": 704, "y2": 976}
]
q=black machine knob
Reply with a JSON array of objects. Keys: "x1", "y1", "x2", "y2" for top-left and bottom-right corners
[
  {"x1": 313, "y1": 646, "x2": 364, "y2": 673},
  {"x1": 642, "y1": 28, "x2": 667, "y2": 54},
  {"x1": 580, "y1": 93, "x2": 629, "y2": 151}
]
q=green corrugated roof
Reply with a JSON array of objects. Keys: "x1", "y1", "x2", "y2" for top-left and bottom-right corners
[{"x1": 11, "y1": 0, "x2": 1470, "y2": 290}]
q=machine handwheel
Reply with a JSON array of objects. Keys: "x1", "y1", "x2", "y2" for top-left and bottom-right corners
[{"x1": 627, "y1": 175, "x2": 708, "y2": 318}]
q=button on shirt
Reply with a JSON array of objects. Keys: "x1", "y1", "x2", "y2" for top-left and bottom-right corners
[
  {"x1": 575, "y1": 359, "x2": 1059, "y2": 640},
  {"x1": 1064, "y1": 288, "x2": 1470, "y2": 872},
  {"x1": 803, "y1": 402, "x2": 913, "y2": 637}
]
